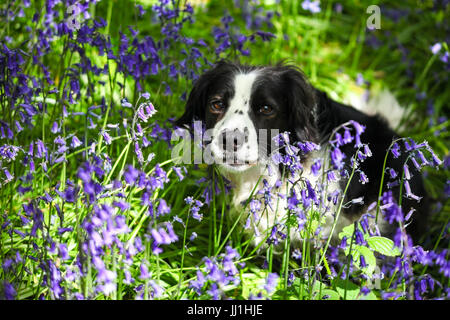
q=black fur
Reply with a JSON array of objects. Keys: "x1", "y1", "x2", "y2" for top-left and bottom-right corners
[{"x1": 315, "y1": 90, "x2": 429, "y2": 241}]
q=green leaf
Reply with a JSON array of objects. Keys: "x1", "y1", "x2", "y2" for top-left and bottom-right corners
[
  {"x1": 367, "y1": 236, "x2": 401, "y2": 257},
  {"x1": 355, "y1": 245, "x2": 377, "y2": 276},
  {"x1": 359, "y1": 289, "x2": 379, "y2": 300},
  {"x1": 310, "y1": 281, "x2": 340, "y2": 300},
  {"x1": 319, "y1": 289, "x2": 341, "y2": 300},
  {"x1": 342, "y1": 245, "x2": 376, "y2": 276},
  {"x1": 338, "y1": 223, "x2": 355, "y2": 240},
  {"x1": 334, "y1": 278, "x2": 360, "y2": 300}
]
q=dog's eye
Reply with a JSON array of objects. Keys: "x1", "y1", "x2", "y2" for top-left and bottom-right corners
[
  {"x1": 210, "y1": 100, "x2": 225, "y2": 113},
  {"x1": 258, "y1": 105, "x2": 274, "y2": 115}
]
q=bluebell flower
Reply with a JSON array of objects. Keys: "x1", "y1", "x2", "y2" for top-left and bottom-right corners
[
  {"x1": 331, "y1": 147, "x2": 346, "y2": 170},
  {"x1": 404, "y1": 180, "x2": 421, "y2": 201},
  {"x1": 292, "y1": 248, "x2": 302, "y2": 260},
  {"x1": 360, "y1": 286, "x2": 371, "y2": 296},
  {"x1": 59, "y1": 244, "x2": 69, "y2": 261},
  {"x1": 327, "y1": 170, "x2": 337, "y2": 182},
  {"x1": 391, "y1": 142, "x2": 401, "y2": 158},
  {"x1": 124, "y1": 165, "x2": 140, "y2": 185},
  {"x1": 355, "y1": 229, "x2": 366, "y2": 245},
  {"x1": 184, "y1": 196, "x2": 194, "y2": 205},
  {"x1": 3, "y1": 281, "x2": 17, "y2": 300},
  {"x1": 157, "y1": 199, "x2": 171, "y2": 217},
  {"x1": 430, "y1": 43, "x2": 442, "y2": 55},
  {"x1": 311, "y1": 159, "x2": 322, "y2": 176},
  {"x1": 101, "y1": 130, "x2": 112, "y2": 145},
  {"x1": 264, "y1": 273, "x2": 279, "y2": 294},
  {"x1": 173, "y1": 166, "x2": 186, "y2": 181},
  {"x1": 388, "y1": 167, "x2": 398, "y2": 179},
  {"x1": 301, "y1": 0, "x2": 321, "y2": 13},
  {"x1": 343, "y1": 128, "x2": 354, "y2": 144},
  {"x1": 359, "y1": 171, "x2": 369, "y2": 184},
  {"x1": 139, "y1": 262, "x2": 151, "y2": 280},
  {"x1": 360, "y1": 255, "x2": 367, "y2": 268},
  {"x1": 338, "y1": 236, "x2": 348, "y2": 250},
  {"x1": 207, "y1": 283, "x2": 221, "y2": 300},
  {"x1": 381, "y1": 191, "x2": 404, "y2": 224},
  {"x1": 190, "y1": 270, "x2": 206, "y2": 295}
]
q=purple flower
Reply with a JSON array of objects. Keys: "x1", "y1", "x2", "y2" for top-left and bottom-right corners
[
  {"x1": 343, "y1": 128, "x2": 354, "y2": 144},
  {"x1": 207, "y1": 283, "x2": 221, "y2": 300},
  {"x1": 150, "y1": 222, "x2": 178, "y2": 253},
  {"x1": 157, "y1": 199, "x2": 171, "y2": 217},
  {"x1": 101, "y1": 131, "x2": 112, "y2": 145},
  {"x1": 113, "y1": 200, "x2": 130, "y2": 211},
  {"x1": 360, "y1": 286, "x2": 371, "y2": 296},
  {"x1": 0, "y1": 144, "x2": 21, "y2": 161},
  {"x1": 339, "y1": 236, "x2": 348, "y2": 250},
  {"x1": 311, "y1": 159, "x2": 322, "y2": 176},
  {"x1": 404, "y1": 180, "x2": 422, "y2": 201},
  {"x1": 302, "y1": 0, "x2": 321, "y2": 13},
  {"x1": 51, "y1": 121, "x2": 59, "y2": 134},
  {"x1": 71, "y1": 135, "x2": 82, "y2": 148},
  {"x1": 184, "y1": 196, "x2": 194, "y2": 205},
  {"x1": 137, "y1": 103, "x2": 157, "y2": 122},
  {"x1": 430, "y1": 43, "x2": 442, "y2": 55},
  {"x1": 381, "y1": 191, "x2": 404, "y2": 224},
  {"x1": 327, "y1": 170, "x2": 337, "y2": 182},
  {"x1": 356, "y1": 73, "x2": 365, "y2": 86},
  {"x1": 191, "y1": 206, "x2": 203, "y2": 221},
  {"x1": 389, "y1": 168, "x2": 398, "y2": 179},
  {"x1": 121, "y1": 98, "x2": 132, "y2": 108},
  {"x1": 439, "y1": 261, "x2": 450, "y2": 278},
  {"x1": 292, "y1": 249, "x2": 302, "y2": 261},
  {"x1": 297, "y1": 141, "x2": 320, "y2": 154},
  {"x1": 349, "y1": 121, "x2": 365, "y2": 146},
  {"x1": 3, "y1": 169, "x2": 13, "y2": 182},
  {"x1": 355, "y1": 229, "x2": 366, "y2": 245},
  {"x1": 359, "y1": 171, "x2": 369, "y2": 184},
  {"x1": 59, "y1": 244, "x2": 70, "y2": 261},
  {"x1": 391, "y1": 143, "x2": 401, "y2": 158},
  {"x1": 139, "y1": 262, "x2": 151, "y2": 280},
  {"x1": 189, "y1": 198, "x2": 204, "y2": 221},
  {"x1": 3, "y1": 281, "x2": 16, "y2": 300},
  {"x1": 173, "y1": 166, "x2": 185, "y2": 181},
  {"x1": 124, "y1": 165, "x2": 139, "y2": 185},
  {"x1": 190, "y1": 270, "x2": 206, "y2": 294},
  {"x1": 264, "y1": 273, "x2": 279, "y2": 294},
  {"x1": 250, "y1": 199, "x2": 261, "y2": 213},
  {"x1": 360, "y1": 255, "x2": 367, "y2": 268},
  {"x1": 331, "y1": 147, "x2": 346, "y2": 170}
]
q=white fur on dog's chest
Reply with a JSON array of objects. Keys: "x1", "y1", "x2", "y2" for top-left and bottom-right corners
[{"x1": 221, "y1": 149, "x2": 354, "y2": 250}]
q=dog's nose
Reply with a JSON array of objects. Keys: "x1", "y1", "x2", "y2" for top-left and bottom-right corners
[{"x1": 220, "y1": 129, "x2": 245, "y2": 152}]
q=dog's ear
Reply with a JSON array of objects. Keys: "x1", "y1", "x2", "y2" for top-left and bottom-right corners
[
  {"x1": 279, "y1": 65, "x2": 319, "y2": 143},
  {"x1": 174, "y1": 74, "x2": 208, "y2": 129}
]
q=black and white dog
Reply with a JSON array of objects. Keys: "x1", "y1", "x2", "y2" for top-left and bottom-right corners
[{"x1": 175, "y1": 60, "x2": 429, "y2": 247}]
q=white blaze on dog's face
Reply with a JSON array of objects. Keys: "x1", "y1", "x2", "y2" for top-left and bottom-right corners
[{"x1": 209, "y1": 71, "x2": 260, "y2": 172}]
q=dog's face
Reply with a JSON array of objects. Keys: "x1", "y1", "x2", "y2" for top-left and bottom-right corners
[{"x1": 175, "y1": 61, "x2": 318, "y2": 173}]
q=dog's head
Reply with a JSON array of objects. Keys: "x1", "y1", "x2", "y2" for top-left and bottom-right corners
[{"x1": 175, "y1": 60, "x2": 318, "y2": 173}]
